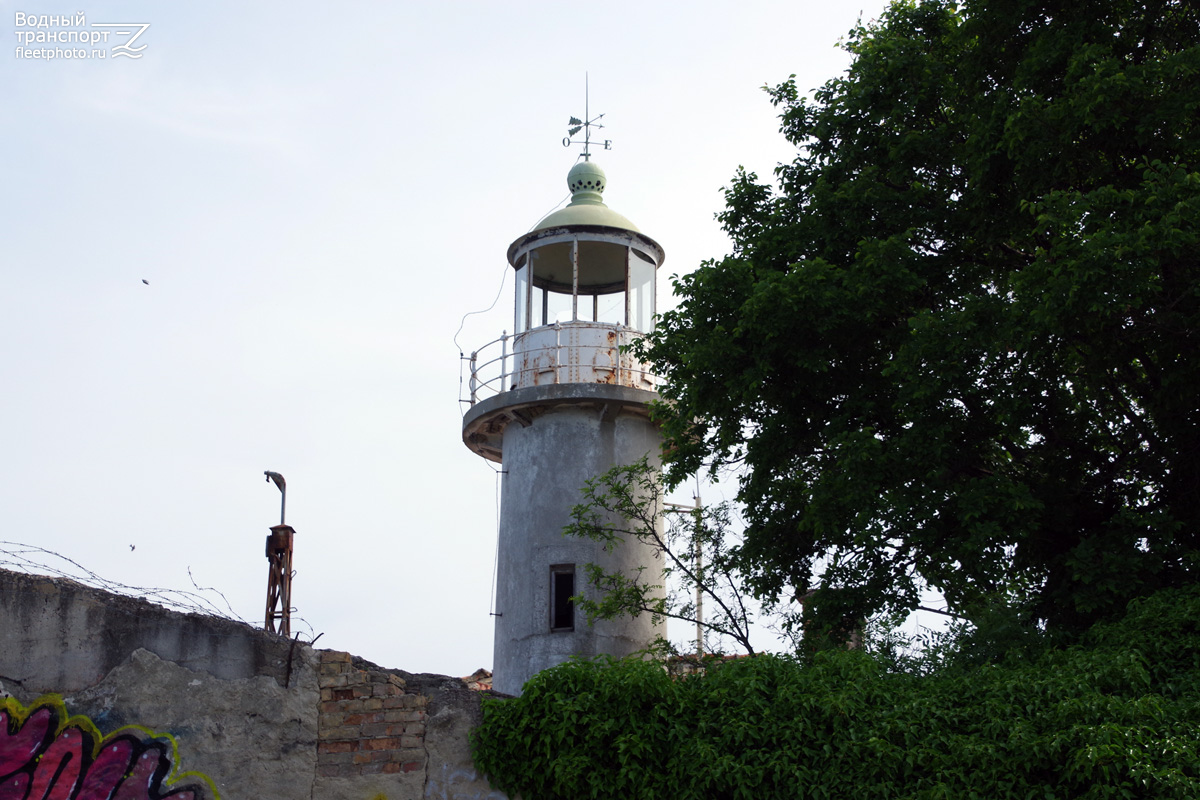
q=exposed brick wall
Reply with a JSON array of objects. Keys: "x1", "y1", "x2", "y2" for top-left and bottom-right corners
[{"x1": 317, "y1": 650, "x2": 428, "y2": 778}]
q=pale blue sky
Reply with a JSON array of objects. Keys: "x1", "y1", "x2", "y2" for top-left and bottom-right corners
[{"x1": 2, "y1": 0, "x2": 891, "y2": 675}]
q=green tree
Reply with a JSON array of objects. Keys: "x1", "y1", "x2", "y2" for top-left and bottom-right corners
[
  {"x1": 564, "y1": 457, "x2": 763, "y2": 656},
  {"x1": 641, "y1": 0, "x2": 1200, "y2": 636}
]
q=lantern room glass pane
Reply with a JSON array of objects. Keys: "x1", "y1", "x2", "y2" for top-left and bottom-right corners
[
  {"x1": 514, "y1": 262, "x2": 529, "y2": 333},
  {"x1": 629, "y1": 249, "x2": 656, "y2": 332},
  {"x1": 595, "y1": 290, "x2": 624, "y2": 325},
  {"x1": 535, "y1": 284, "x2": 574, "y2": 326},
  {"x1": 574, "y1": 241, "x2": 628, "y2": 292}
]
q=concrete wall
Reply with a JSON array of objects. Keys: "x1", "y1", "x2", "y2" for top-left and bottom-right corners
[{"x1": 0, "y1": 568, "x2": 506, "y2": 800}]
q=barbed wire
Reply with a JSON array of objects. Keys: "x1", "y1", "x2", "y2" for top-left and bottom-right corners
[{"x1": 0, "y1": 540, "x2": 316, "y2": 643}]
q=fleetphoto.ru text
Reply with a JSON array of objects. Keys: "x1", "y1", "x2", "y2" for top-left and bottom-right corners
[{"x1": 14, "y1": 11, "x2": 149, "y2": 60}]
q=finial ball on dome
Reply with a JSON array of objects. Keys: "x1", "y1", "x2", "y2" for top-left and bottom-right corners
[{"x1": 567, "y1": 161, "x2": 606, "y2": 194}]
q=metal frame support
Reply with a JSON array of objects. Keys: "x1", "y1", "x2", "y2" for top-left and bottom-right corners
[
  {"x1": 263, "y1": 471, "x2": 293, "y2": 636},
  {"x1": 264, "y1": 524, "x2": 294, "y2": 637}
]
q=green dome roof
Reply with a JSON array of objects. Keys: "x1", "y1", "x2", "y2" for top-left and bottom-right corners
[{"x1": 533, "y1": 161, "x2": 641, "y2": 233}]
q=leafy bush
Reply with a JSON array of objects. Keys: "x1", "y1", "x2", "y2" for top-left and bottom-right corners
[{"x1": 473, "y1": 587, "x2": 1200, "y2": 799}]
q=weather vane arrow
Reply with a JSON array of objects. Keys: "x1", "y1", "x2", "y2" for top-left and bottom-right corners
[{"x1": 562, "y1": 74, "x2": 611, "y2": 161}]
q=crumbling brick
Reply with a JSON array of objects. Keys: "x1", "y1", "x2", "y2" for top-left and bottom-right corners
[{"x1": 315, "y1": 654, "x2": 428, "y2": 778}]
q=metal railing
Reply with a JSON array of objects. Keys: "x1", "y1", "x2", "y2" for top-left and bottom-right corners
[{"x1": 462, "y1": 322, "x2": 661, "y2": 407}]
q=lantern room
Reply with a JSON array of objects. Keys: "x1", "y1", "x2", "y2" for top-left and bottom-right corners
[
  {"x1": 508, "y1": 161, "x2": 663, "y2": 335},
  {"x1": 502, "y1": 160, "x2": 664, "y2": 394},
  {"x1": 462, "y1": 159, "x2": 667, "y2": 462}
]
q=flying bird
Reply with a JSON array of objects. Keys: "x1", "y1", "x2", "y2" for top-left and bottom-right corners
[
  {"x1": 130, "y1": 544, "x2": 135, "y2": 551},
  {"x1": 142, "y1": 279, "x2": 149, "y2": 285}
]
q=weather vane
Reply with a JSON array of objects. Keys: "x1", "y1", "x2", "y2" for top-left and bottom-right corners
[{"x1": 562, "y1": 73, "x2": 611, "y2": 161}]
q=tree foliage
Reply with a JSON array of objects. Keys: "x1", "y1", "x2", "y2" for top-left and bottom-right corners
[
  {"x1": 473, "y1": 587, "x2": 1200, "y2": 800},
  {"x1": 641, "y1": 0, "x2": 1200, "y2": 634},
  {"x1": 564, "y1": 457, "x2": 763, "y2": 656}
]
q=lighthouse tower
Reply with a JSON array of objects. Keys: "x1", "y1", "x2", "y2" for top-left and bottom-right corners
[{"x1": 462, "y1": 157, "x2": 666, "y2": 696}]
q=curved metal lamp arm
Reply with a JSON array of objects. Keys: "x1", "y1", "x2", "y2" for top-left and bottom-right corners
[{"x1": 264, "y1": 471, "x2": 286, "y2": 525}]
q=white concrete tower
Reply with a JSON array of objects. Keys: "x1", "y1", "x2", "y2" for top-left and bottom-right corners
[{"x1": 462, "y1": 159, "x2": 666, "y2": 696}]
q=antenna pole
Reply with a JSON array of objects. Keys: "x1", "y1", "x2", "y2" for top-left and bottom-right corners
[{"x1": 692, "y1": 492, "x2": 703, "y2": 657}]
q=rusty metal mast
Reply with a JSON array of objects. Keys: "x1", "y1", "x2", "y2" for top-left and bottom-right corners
[{"x1": 263, "y1": 471, "x2": 293, "y2": 637}]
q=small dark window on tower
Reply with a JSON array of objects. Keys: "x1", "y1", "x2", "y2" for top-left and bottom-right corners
[{"x1": 550, "y1": 564, "x2": 575, "y2": 632}]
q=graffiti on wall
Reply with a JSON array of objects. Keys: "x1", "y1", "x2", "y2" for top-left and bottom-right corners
[{"x1": 0, "y1": 695, "x2": 217, "y2": 800}]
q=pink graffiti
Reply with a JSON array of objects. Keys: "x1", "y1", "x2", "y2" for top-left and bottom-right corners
[{"x1": 0, "y1": 700, "x2": 208, "y2": 800}]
